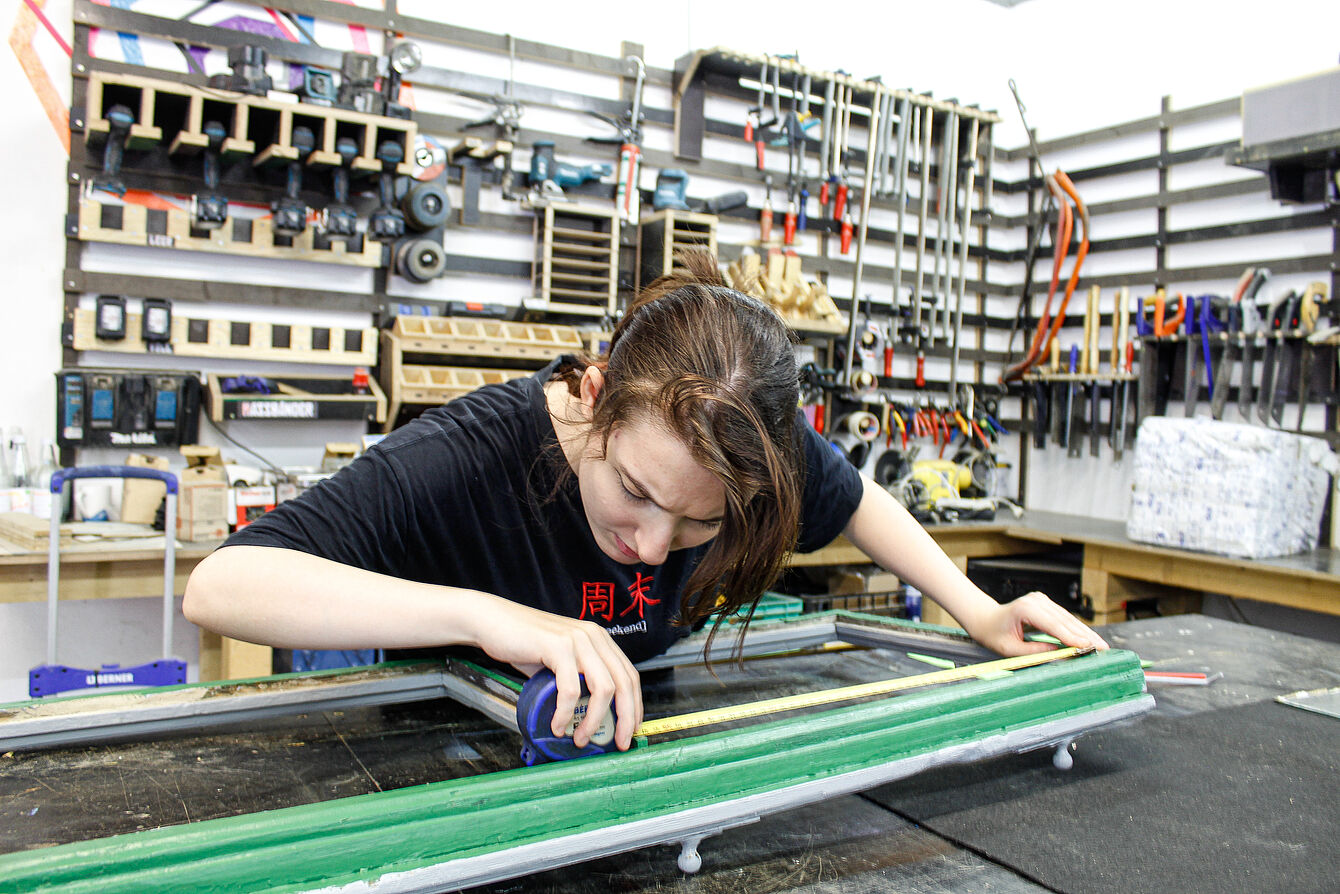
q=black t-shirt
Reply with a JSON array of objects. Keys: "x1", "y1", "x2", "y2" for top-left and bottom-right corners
[{"x1": 225, "y1": 358, "x2": 864, "y2": 663}]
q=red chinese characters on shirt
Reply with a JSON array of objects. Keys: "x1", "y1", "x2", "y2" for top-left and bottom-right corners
[
  {"x1": 578, "y1": 574, "x2": 659, "y2": 623},
  {"x1": 621, "y1": 572, "x2": 659, "y2": 619},
  {"x1": 579, "y1": 581, "x2": 615, "y2": 622}
]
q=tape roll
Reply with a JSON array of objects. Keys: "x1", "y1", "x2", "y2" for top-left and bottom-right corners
[
  {"x1": 850, "y1": 369, "x2": 878, "y2": 392},
  {"x1": 842, "y1": 411, "x2": 881, "y2": 442}
]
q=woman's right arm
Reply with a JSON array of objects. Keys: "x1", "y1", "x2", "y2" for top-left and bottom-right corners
[{"x1": 183, "y1": 545, "x2": 643, "y2": 750}]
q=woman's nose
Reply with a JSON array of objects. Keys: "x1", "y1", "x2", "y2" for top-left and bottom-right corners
[{"x1": 634, "y1": 517, "x2": 674, "y2": 565}]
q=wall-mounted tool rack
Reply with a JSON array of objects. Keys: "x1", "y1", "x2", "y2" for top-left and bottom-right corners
[
  {"x1": 672, "y1": 46, "x2": 1005, "y2": 409},
  {"x1": 377, "y1": 316, "x2": 584, "y2": 428},
  {"x1": 74, "y1": 194, "x2": 384, "y2": 266},
  {"x1": 998, "y1": 91, "x2": 1339, "y2": 502},
  {"x1": 530, "y1": 205, "x2": 620, "y2": 318},
  {"x1": 205, "y1": 374, "x2": 386, "y2": 424},
  {"x1": 63, "y1": 3, "x2": 1007, "y2": 387},
  {"x1": 77, "y1": 70, "x2": 415, "y2": 266},
  {"x1": 638, "y1": 209, "x2": 718, "y2": 289},
  {"x1": 70, "y1": 309, "x2": 377, "y2": 367},
  {"x1": 60, "y1": 2, "x2": 1333, "y2": 486}
]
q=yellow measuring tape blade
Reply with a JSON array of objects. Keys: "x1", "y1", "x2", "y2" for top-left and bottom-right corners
[{"x1": 634, "y1": 646, "x2": 1088, "y2": 737}]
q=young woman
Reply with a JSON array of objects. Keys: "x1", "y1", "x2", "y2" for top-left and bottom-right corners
[{"x1": 184, "y1": 252, "x2": 1105, "y2": 755}]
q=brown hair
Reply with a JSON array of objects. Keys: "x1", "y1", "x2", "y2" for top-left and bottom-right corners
[{"x1": 552, "y1": 251, "x2": 802, "y2": 648}]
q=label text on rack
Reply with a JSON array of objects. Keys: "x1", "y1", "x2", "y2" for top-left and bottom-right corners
[{"x1": 238, "y1": 400, "x2": 317, "y2": 419}]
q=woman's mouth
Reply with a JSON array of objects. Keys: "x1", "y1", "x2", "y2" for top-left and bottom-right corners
[{"x1": 614, "y1": 534, "x2": 640, "y2": 561}]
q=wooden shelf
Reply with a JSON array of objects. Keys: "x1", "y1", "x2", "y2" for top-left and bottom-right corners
[
  {"x1": 71, "y1": 309, "x2": 377, "y2": 366},
  {"x1": 533, "y1": 205, "x2": 619, "y2": 317},
  {"x1": 378, "y1": 317, "x2": 584, "y2": 430}
]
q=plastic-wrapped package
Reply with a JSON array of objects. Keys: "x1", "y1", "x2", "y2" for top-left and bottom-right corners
[{"x1": 1127, "y1": 417, "x2": 1337, "y2": 558}]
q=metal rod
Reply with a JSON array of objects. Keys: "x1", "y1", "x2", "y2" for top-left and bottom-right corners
[
  {"x1": 929, "y1": 109, "x2": 958, "y2": 348},
  {"x1": 949, "y1": 118, "x2": 981, "y2": 402},
  {"x1": 844, "y1": 87, "x2": 882, "y2": 388},
  {"x1": 46, "y1": 484, "x2": 60, "y2": 667},
  {"x1": 877, "y1": 90, "x2": 895, "y2": 196},
  {"x1": 912, "y1": 106, "x2": 933, "y2": 344},
  {"x1": 890, "y1": 95, "x2": 913, "y2": 320},
  {"x1": 162, "y1": 492, "x2": 177, "y2": 659},
  {"x1": 940, "y1": 111, "x2": 961, "y2": 346},
  {"x1": 819, "y1": 79, "x2": 835, "y2": 187}
]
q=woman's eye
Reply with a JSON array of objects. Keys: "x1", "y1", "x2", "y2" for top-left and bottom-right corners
[{"x1": 621, "y1": 484, "x2": 648, "y2": 504}]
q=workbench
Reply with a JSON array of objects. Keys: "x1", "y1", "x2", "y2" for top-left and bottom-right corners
[
  {"x1": 0, "y1": 536, "x2": 267, "y2": 681},
  {"x1": 3, "y1": 508, "x2": 1338, "y2": 682},
  {"x1": 1, "y1": 614, "x2": 1334, "y2": 893},
  {"x1": 796, "y1": 509, "x2": 1340, "y2": 625}
]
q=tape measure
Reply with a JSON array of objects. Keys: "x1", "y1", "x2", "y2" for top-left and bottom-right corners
[
  {"x1": 516, "y1": 669, "x2": 619, "y2": 765},
  {"x1": 517, "y1": 647, "x2": 1088, "y2": 763}
]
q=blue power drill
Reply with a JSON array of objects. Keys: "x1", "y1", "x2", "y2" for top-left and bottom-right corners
[{"x1": 529, "y1": 140, "x2": 611, "y2": 198}]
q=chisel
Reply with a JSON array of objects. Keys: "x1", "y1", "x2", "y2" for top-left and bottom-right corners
[
  {"x1": 1051, "y1": 337, "x2": 1066, "y2": 446},
  {"x1": 1089, "y1": 380, "x2": 1102, "y2": 457},
  {"x1": 1032, "y1": 379, "x2": 1049, "y2": 448},
  {"x1": 1182, "y1": 295, "x2": 1199, "y2": 416},
  {"x1": 1113, "y1": 342, "x2": 1133, "y2": 460},
  {"x1": 1067, "y1": 345, "x2": 1082, "y2": 458}
]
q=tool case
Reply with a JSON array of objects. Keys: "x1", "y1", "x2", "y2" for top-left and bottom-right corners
[{"x1": 28, "y1": 465, "x2": 187, "y2": 698}]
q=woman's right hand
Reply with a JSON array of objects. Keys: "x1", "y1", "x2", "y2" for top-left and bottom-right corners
[
  {"x1": 465, "y1": 597, "x2": 643, "y2": 752},
  {"x1": 186, "y1": 547, "x2": 642, "y2": 751}
]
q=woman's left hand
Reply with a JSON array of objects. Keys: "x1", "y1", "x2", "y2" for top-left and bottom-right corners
[{"x1": 964, "y1": 591, "x2": 1109, "y2": 657}]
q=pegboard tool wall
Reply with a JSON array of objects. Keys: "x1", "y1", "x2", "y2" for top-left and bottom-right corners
[
  {"x1": 54, "y1": 1, "x2": 1337, "y2": 509},
  {"x1": 59, "y1": 0, "x2": 1005, "y2": 464},
  {"x1": 997, "y1": 97, "x2": 1339, "y2": 517}
]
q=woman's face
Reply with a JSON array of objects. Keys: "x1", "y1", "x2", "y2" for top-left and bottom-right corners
[{"x1": 577, "y1": 415, "x2": 725, "y2": 566}]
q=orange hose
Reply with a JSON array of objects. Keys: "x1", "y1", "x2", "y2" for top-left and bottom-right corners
[
  {"x1": 1001, "y1": 173, "x2": 1071, "y2": 382},
  {"x1": 1037, "y1": 169, "x2": 1090, "y2": 353}
]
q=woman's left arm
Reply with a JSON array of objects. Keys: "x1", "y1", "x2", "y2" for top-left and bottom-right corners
[{"x1": 842, "y1": 476, "x2": 1108, "y2": 655}]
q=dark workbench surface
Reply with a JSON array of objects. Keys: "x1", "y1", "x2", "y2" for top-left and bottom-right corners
[{"x1": 3, "y1": 615, "x2": 1336, "y2": 892}]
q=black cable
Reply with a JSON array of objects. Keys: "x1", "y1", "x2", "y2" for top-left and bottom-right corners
[
  {"x1": 174, "y1": 42, "x2": 207, "y2": 78},
  {"x1": 280, "y1": 11, "x2": 320, "y2": 48},
  {"x1": 203, "y1": 414, "x2": 287, "y2": 478},
  {"x1": 1003, "y1": 80, "x2": 1058, "y2": 365},
  {"x1": 180, "y1": 0, "x2": 219, "y2": 22}
]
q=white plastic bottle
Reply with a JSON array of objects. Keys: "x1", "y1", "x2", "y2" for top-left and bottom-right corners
[
  {"x1": 31, "y1": 439, "x2": 61, "y2": 519},
  {"x1": 9, "y1": 428, "x2": 31, "y2": 488}
]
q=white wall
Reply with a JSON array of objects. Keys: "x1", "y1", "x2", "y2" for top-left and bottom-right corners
[{"x1": 2, "y1": 0, "x2": 1338, "y2": 700}]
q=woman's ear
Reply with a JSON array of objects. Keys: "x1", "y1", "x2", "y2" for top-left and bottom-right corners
[{"x1": 578, "y1": 366, "x2": 604, "y2": 415}]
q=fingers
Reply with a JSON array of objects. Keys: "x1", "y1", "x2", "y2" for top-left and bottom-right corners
[
  {"x1": 1012, "y1": 591, "x2": 1109, "y2": 651},
  {"x1": 544, "y1": 622, "x2": 641, "y2": 752}
]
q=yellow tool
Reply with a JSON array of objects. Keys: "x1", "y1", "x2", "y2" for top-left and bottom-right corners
[
  {"x1": 1085, "y1": 284, "x2": 1102, "y2": 375},
  {"x1": 636, "y1": 647, "x2": 1090, "y2": 736}
]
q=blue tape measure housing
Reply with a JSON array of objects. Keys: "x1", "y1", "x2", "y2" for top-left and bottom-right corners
[{"x1": 516, "y1": 669, "x2": 620, "y2": 765}]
